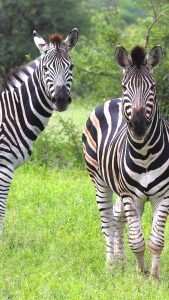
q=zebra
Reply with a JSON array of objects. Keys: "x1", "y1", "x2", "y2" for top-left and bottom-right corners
[
  {"x1": 83, "y1": 45, "x2": 169, "y2": 280},
  {"x1": 0, "y1": 28, "x2": 78, "y2": 234}
]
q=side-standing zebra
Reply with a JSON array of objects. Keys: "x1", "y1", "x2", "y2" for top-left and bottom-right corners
[
  {"x1": 83, "y1": 45, "x2": 169, "y2": 279},
  {"x1": 0, "y1": 28, "x2": 78, "y2": 234}
]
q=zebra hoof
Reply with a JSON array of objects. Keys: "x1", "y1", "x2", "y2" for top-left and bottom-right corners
[
  {"x1": 106, "y1": 259, "x2": 115, "y2": 274},
  {"x1": 106, "y1": 256, "x2": 126, "y2": 274},
  {"x1": 136, "y1": 264, "x2": 149, "y2": 277},
  {"x1": 137, "y1": 269, "x2": 150, "y2": 279},
  {"x1": 114, "y1": 255, "x2": 126, "y2": 271},
  {"x1": 150, "y1": 273, "x2": 160, "y2": 285}
]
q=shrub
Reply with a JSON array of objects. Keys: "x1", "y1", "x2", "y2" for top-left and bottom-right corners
[{"x1": 30, "y1": 116, "x2": 84, "y2": 169}]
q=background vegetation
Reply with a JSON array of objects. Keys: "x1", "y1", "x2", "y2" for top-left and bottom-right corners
[
  {"x1": 1, "y1": 0, "x2": 169, "y2": 117},
  {"x1": 0, "y1": 0, "x2": 169, "y2": 298}
]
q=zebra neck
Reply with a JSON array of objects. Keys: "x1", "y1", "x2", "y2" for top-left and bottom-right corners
[
  {"x1": 21, "y1": 70, "x2": 54, "y2": 135},
  {"x1": 0, "y1": 70, "x2": 54, "y2": 144}
]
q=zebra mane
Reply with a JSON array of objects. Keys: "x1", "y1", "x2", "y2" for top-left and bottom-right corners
[
  {"x1": 131, "y1": 46, "x2": 146, "y2": 67},
  {"x1": 49, "y1": 33, "x2": 63, "y2": 47},
  {"x1": 1, "y1": 57, "x2": 40, "y2": 92}
]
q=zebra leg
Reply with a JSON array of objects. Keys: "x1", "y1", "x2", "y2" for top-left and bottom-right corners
[
  {"x1": 0, "y1": 163, "x2": 14, "y2": 233},
  {"x1": 122, "y1": 197, "x2": 146, "y2": 273},
  {"x1": 149, "y1": 197, "x2": 169, "y2": 280},
  {"x1": 95, "y1": 178, "x2": 115, "y2": 269},
  {"x1": 114, "y1": 196, "x2": 126, "y2": 261}
]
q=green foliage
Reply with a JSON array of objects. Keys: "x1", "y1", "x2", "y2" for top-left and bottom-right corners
[
  {"x1": 118, "y1": 0, "x2": 148, "y2": 25},
  {"x1": 0, "y1": 0, "x2": 90, "y2": 77},
  {"x1": 0, "y1": 0, "x2": 168, "y2": 119},
  {"x1": 72, "y1": 6, "x2": 122, "y2": 101},
  {"x1": 30, "y1": 115, "x2": 83, "y2": 168},
  {"x1": 72, "y1": 1, "x2": 169, "y2": 118}
]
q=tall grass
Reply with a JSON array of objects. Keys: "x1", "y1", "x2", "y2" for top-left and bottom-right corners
[{"x1": 1, "y1": 163, "x2": 169, "y2": 299}]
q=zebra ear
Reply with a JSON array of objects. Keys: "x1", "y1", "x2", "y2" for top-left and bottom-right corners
[
  {"x1": 115, "y1": 46, "x2": 131, "y2": 68},
  {"x1": 63, "y1": 28, "x2": 78, "y2": 51},
  {"x1": 33, "y1": 30, "x2": 48, "y2": 53},
  {"x1": 147, "y1": 46, "x2": 163, "y2": 69}
]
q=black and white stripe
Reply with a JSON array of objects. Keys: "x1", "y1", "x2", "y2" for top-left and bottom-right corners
[
  {"x1": 0, "y1": 28, "x2": 78, "y2": 233},
  {"x1": 83, "y1": 45, "x2": 169, "y2": 279}
]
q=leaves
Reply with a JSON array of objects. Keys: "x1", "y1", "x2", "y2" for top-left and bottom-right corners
[{"x1": 0, "y1": 0, "x2": 168, "y2": 118}]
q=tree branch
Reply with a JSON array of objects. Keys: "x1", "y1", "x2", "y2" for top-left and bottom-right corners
[
  {"x1": 145, "y1": 0, "x2": 164, "y2": 49},
  {"x1": 150, "y1": 0, "x2": 156, "y2": 18},
  {"x1": 75, "y1": 67, "x2": 121, "y2": 81}
]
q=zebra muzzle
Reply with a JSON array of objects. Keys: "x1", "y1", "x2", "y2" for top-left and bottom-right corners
[
  {"x1": 129, "y1": 108, "x2": 150, "y2": 138},
  {"x1": 53, "y1": 86, "x2": 72, "y2": 111}
]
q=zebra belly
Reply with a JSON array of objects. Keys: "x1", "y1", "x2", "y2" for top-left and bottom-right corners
[
  {"x1": 0, "y1": 135, "x2": 32, "y2": 170},
  {"x1": 14, "y1": 151, "x2": 31, "y2": 169}
]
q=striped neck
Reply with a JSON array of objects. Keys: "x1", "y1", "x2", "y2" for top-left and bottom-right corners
[{"x1": 0, "y1": 67, "x2": 54, "y2": 145}]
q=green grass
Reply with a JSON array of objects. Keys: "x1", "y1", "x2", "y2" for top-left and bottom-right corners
[{"x1": 0, "y1": 101, "x2": 169, "y2": 299}]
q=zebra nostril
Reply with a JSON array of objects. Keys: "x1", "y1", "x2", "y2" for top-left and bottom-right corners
[
  {"x1": 128, "y1": 121, "x2": 133, "y2": 129},
  {"x1": 67, "y1": 96, "x2": 72, "y2": 104},
  {"x1": 145, "y1": 119, "x2": 150, "y2": 127}
]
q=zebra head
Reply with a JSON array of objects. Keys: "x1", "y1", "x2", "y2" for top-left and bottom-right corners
[
  {"x1": 33, "y1": 28, "x2": 78, "y2": 111},
  {"x1": 115, "y1": 45, "x2": 163, "y2": 139}
]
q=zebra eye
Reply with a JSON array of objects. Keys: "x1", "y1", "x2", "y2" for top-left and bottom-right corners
[
  {"x1": 43, "y1": 66, "x2": 48, "y2": 72},
  {"x1": 150, "y1": 85, "x2": 155, "y2": 92},
  {"x1": 122, "y1": 85, "x2": 127, "y2": 92}
]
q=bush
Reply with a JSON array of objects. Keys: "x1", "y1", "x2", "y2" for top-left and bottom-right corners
[
  {"x1": 71, "y1": 7, "x2": 122, "y2": 100},
  {"x1": 30, "y1": 116, "x2": 84, "y2": 169}
]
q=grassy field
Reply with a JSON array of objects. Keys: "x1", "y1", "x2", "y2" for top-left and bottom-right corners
[{"x1": 0, "y1": 101, "x2": 169, "y2": 299}]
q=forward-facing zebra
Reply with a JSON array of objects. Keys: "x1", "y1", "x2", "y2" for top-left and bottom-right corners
[
  {"x1": 83, "y1": 45, "x2": 169, "y2": 279},
  {"x1": 0, "y1": 28, "x2": 78, "y2": 233}
]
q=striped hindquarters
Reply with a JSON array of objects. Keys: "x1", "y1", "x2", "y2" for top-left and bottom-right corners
[{"x1": 82, "y1": 98, "x2": 125, "y2": 190}]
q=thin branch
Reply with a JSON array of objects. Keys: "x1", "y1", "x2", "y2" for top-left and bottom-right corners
[
  {"x1": 75, "y1": 67, "x2": 121, "y2": 82},
  {"x1": 150, "y1": 0, "x2": 156, "y2": 18},
  {"x1": 145, "y1": 0, "x2": 164, "y2": 49}
]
